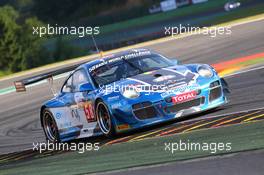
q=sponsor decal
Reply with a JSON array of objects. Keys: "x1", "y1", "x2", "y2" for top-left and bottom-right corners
[
  {"x1": 89, "y1": 51, "x2": 151, "y2": 72},
  {"x1": 71, "y1": 108, "x2": 81, "y2": 122},
  {"x1": 153, "y1": 75, "x2": 176, "y2": 82},
  {"x1": 59, "y1": 122, "x2": 72, "y2": 128},
  {"x1": 107, "y1": 96, "x2": 119, "y2": 101},
  {"x1": 164, "y1": 80, "x2": 186, "y2": 89},
  {"x1": 111, "y1": 102, "x2": 122, "y2": 109},
  {"x1": 74, "y1": 93, "x2": 96, "y2": 122},
  {"x1": 55, "y1": 113, "x2": 62, "y2": 119},
  {"x1": 117, "y1": 124, "x2": 130, "y2": 130},
  {"x1": 83, "y1": 101, "x2": 96, "y2": 122},
  {"x1": 161, "y1": 84, "x2": 199, "y2": 98},
  {"x1": 172, "y1": 90, "x2": 197, "y2": 103},
  {"x1": 162, "y1": 69, "x2": 199, "y2": 85}
]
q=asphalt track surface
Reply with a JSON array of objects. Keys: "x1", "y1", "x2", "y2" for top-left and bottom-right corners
[
  {"x1": 100, "y1": 149, "x2": 264, "y2": 175},
  {"x1": 0, "y1": 18, "x2": 264, "y2": 173},
  {"x1": 1, "y1": 107, "x2": 263, "y2": 165}
]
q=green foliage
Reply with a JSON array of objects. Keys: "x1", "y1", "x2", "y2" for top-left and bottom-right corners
[
  {"x1": 1, "y1": 0, "x2": 158, "y2": 26},
  {"x1": 0, "y1": 5, "x2": 89, "y2": 73},
  {"x1": 18, "y1": 17, "x2": 50, "y2": 70},
  {"x1": 31, "y1": 0, "x2": 155, "y2": 25},
  {"x1": 0, "y1": 5, "x2": 21, "y2": 71},
  {"x1": 0, "y1": 70, "x2": 11, "y2": 77},
  {"x1": 53, "y1": 36, "x2": 87, "y2": 62},
  {"x1": 0, "y1": 5, "x2": 49, "y2": 72}
]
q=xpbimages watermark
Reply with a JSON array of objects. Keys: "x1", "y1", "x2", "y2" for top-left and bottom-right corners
[
  {"x1": 164, "y1": 140, "x2": 232, "y2": 154},
  {"x1": 98, "y1": 82, "x2": 199, "y2": 96},
  {"x1": 33, "y1": 141, "x2": 100, "y2": 154},
  {"x1": 32, "y1": 24, "x2": 100, "y2": 37},
  {"x1": 164, "y1": 24, "x2": 232, "y2": 38}
]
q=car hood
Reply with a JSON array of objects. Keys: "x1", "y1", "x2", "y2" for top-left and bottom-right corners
[
  {"x1": 99, "y1": 65, "x2": 202, "y2": 97},
  {"x1": 121, "y1": 65, "x2": 200, "y2": 87}
]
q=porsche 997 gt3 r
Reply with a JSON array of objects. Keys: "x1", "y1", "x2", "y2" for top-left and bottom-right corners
[{"x1": 14, "y1": 49, "x2": 229, "y2": 142}]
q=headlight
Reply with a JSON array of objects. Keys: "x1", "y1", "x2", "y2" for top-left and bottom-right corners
[
  {"x1": 121, "y1": 88, "x2": 140, "y2": 99},
  {"x1": 197, "y1": 65, "x2": 213, "y2": 78}
]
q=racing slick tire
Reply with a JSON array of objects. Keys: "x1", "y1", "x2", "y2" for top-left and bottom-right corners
[
  {"x1": 41, "y1": 109, "x2": 61, "y2": 143},
  {"x1": 96, "y1": 100, "x2": 116, "y2": 137}
]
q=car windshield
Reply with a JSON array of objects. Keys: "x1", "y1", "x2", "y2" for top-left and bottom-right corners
[{"x1": 90, "y1": 53, "x2": 174, "y2": 86}]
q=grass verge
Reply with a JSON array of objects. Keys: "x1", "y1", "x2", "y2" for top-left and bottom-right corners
[
  {"x1": 1, "y1": 120, "x2": 264, "y2": 175},
  {"x1": 99, "y1": 0, "x2": 226, "y2": 35},
  {"x1": 0, "y1": 71, "x2": 11, "y2": 79},
  {"x1": 63, "y1": 0, "x2": 259, "y2": 39},
  {"x1": 201, "y1": 2, "x2": 264, "y2": 26}
]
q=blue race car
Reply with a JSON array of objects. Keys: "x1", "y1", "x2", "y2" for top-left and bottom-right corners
[{"x1": 15, "y1": 49, "x2": 229, "y2": 142}]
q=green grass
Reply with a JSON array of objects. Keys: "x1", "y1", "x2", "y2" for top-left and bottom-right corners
[
  {"x1": 200, "y1": 3, "x2": 264, "y2": 26},
  {"x1": 67, "y1": 0, "x2": 259, "y2": 38},
  {"x1": 59, "y1": 0, "x2": 229, "y2": 41},
  {"x1": 1, "y1": 120, "x2": 264, "y2": 175},
  {"x1": 99, "y1": 0, "x2": 226, "y2": 35},
  {"x1": 238, "y1": 57, "x2": 264, "y2": 67},
  {"x1": 0, "y1": 71, "x2": 11, "y2": 78},
  {"x1": 94, "y1": 0, "x2": 259, "y2": 35},
  {"x1": 55, "y1": 0, "x2": 264, "y2": 43}
]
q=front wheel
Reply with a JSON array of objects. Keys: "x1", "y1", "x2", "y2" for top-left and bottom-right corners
[
  {"x1": 42, "y1": 109, "x2": 60, "y2": 143},
  {"x1": 96, "y1": 101, "x2": 115, "y2": 137}
]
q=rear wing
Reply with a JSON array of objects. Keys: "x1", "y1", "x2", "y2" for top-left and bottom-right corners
[{"x1": 14, "y1": 63, "x2": 83, "y2": 92}]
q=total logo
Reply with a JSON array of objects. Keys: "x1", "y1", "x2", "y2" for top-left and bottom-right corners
[{"x1": 172, "y1": 91, "x2": 197, "y2": 103}]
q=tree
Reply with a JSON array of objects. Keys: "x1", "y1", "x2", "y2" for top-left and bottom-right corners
[
  {"x1": 0, "y1": 5, "x2": 48, "y2": 72},
  {"x1": 18, "y1": 17, "x2": 49, "y2": 70},
  {"x1": 0, "y1": 5, "x2": 21, "y2": 71},
  {"x1": 53, "y1": 36, "x2": 87, "y2": 62}
]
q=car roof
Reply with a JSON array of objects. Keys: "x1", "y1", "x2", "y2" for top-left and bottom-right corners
[{"x1": 82, "y1": 48, "x2": 152, "y2": 69}]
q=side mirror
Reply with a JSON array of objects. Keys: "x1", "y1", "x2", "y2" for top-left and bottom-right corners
[
  {"x1": 79, "y1": 83, "x2": 93, "y2": 92},
  {"x1": 171, "y1": 59, "x2": 179, "y2": 65}
]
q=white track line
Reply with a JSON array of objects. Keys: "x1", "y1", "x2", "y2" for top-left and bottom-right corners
[
  {"x1": 184, "y1": 106, "x2": 264, "y2": 123},
  {"x1": 224, "y1": 65, "x2": 264, "y2": 78}
]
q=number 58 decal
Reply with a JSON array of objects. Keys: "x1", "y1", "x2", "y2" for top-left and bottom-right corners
[
  {"x1": 83, "y1": 101, "x2": 96, "y2": 122},
  {"x1": 77, "y1": 100, "x2": 96, "y2": 122}
]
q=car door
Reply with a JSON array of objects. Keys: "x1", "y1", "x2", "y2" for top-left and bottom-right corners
[
  {"x1": 71, "y1": 68, "x2": 98, "y2": 137},
  {"x1": 50, "y1": 74, "x2": 76, "y2": 132}
]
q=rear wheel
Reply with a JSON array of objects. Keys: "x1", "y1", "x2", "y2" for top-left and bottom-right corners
[
  {"x1": 42, "y1": 109, "x2": 60, "y2": 143},
  {"x1": 96, "y1": 101, "x2": 115, "y2": 137}
]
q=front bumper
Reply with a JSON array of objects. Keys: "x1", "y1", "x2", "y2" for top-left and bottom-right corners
[{"x1": 112, "y1": 80, "x2": 228, "y2": 133}]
